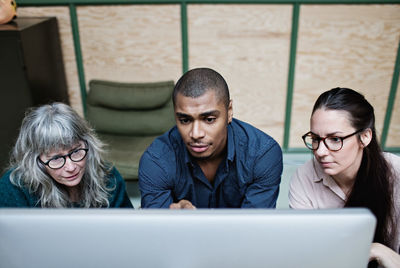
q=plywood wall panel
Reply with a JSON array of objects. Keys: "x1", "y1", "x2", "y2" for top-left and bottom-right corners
[
  {"x1": 290, "y1": 5, "x2": 400, "y2": 147},
  {"x1": 386, "y1": 81, "x2": 400, "y2": 147},
  {"x1": 17, "y1": 7, "x2": 82, "y2": 115},
  {"x1": 14, "y1": 4, "x2": 400, "y2": 149},
  {"x1": 77, "y1": 5, "x2": 182, "y2": 86},
  {"x1": 188, "y1": 4, "x2": 292, "y2": 144}
]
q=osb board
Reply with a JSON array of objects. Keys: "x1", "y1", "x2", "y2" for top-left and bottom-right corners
[
  {"x1": 290, "y1": 5, "x2": 400, "y2": 148},
  {"x1": 386, "y1": 81, "x2": 400, "y2": 147},
  {"x1": 17, "y1": 7, "x2": 82, "y2": 116},
  {"x1": 77, "y1": 5, "x2": 182, "y2": 86},
  {"x1": 188, "y1": 4, "x2": 292, "y2": 145}
]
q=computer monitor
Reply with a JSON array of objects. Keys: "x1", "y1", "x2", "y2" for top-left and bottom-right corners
[{"x1": 0, "y1": 208, "x2": 375, "y2": 268}]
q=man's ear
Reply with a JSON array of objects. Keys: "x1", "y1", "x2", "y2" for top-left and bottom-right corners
[
  {"x1": 227, "y1": 100, "x2": 233, "y2": 124},
  {"x1": 360, "y1": 128, "x2": 372, "y2": 147}
]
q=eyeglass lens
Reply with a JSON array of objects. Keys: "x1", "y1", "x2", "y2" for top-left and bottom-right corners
[
  {"x1": 47, "y1": 149, "x2": 87, "y2": 169},
  {"x1": 303, "y1": 135, "x2": 342, "y2": 151}
]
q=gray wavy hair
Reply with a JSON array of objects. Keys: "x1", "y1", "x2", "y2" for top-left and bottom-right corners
[{"x1": 9, "y1": 103, "x2": 112, "y2": 207}]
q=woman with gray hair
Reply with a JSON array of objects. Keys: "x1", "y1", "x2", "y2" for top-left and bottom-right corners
[{"x1": 0, "y1": 103, "x2": 133, "y2": 208}]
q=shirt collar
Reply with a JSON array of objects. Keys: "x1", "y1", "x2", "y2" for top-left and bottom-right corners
[
  {"x1": 183, "y1": 123, "x2": 235, "y2": 166},
  {"x1": 312, "y1": 157, "x2": 325, "y2": 183},
  {"x1": 226, "y1": 123, "x2": 235, "y2": 162},
  {"x1": 183, "y1": 141, "x2": 192, "y2": 166}
]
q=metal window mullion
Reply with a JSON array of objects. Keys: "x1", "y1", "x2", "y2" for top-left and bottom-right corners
[
  {"x1": 69, "y1": 3, "x2": 88, "y2": 116},
  {"x1": 283, "y1": 3, "x2": 300, "y2": 152},
  {"x1": 381, "y1": 37, "x2": 400, "y2": 150},
  {"x1": 181, "y1": 1, "x2": 189, "y2": 74}
]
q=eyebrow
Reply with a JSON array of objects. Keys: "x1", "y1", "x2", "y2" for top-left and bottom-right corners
[
  {"x1": 46, "y1": 144, "x2": 82, "y2": 158},
  {"x1": 175, "y1": 112, "x2": 192, "y2": 119},
  {"x1": 200, "y1": 110, "x2": 220, "y2": 117},
  {"x1": 176, "y1": 110, "x2": 221, "y2": 118},
  {"x1": 310, "y1": 131, "x2": 344, "y2": 137}
]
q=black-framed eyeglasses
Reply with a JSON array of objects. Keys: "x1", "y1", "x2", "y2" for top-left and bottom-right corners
[
  {"x1": 38, "y1": 148, "x2": 89, "y2": 169},
  {"x1": 302, "y1": 129, "x2": 363, "y2": 152}
]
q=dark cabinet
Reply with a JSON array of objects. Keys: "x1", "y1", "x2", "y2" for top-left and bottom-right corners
[{"x1": 0, "y1": 17, "x2": 69, "y2": 172}]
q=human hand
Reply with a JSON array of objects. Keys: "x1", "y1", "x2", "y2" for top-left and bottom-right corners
[
  {"x1": 169, "y1": 199, "x2": 196, "y2": 209},
  {"x1": 369, "y1": 242, "x2": 400, "y2": 268}
]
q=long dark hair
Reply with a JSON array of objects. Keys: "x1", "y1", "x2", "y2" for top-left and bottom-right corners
[{"x1": 312, "y1": 87, "x2": 394, "y2": 248}]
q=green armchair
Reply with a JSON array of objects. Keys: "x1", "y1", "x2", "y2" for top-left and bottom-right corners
[{"x1": 86, "y1": 79, "x2": 175, "y2": 180}]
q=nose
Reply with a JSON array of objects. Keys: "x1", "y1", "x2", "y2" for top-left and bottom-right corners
[
  {"x1": 63, "y1": 157, "x2": 77, "y2": 172},
  {"x1": 314, "y1": 140, "x2": 329, "y2": 157},
  {"x1": 190, "y1": 120, "x2": 205, "y2": 140}
]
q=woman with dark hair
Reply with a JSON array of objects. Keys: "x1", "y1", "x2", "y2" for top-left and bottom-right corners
[
  {"x1": 0, "y1": 103, "x2": 133, "y2": 208},
  {"x1": 289, "y1": 88, "x2": 400, "y2": 268}
]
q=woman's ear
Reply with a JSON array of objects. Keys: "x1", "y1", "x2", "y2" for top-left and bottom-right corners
[{"x1": 360, "y1": 128, "x2": 372, "y2": 147}]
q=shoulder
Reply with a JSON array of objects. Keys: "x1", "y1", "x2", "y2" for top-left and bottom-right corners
[
  {"x1": 0, "y1": 170, "x2": 33, "y2": 207},
  {"x1": 230, "y1": 118, "x2": 281, "y2": 154},
  {"x1": 104, "y1": 166, "x2": 131, "y2": 193},
  {"x1": 139, "y1": 126, "x2": 184, "y2": 179},
  {"x1": 0, "y1": 170, "x2": 14, "y2": 188},
  {"x1": 289, "y1": 158, "x2": 322, "y2": 208},
  {"x1": 290, "y1": 158, "x2": 317, "y2": 187},
  {"x1": 384, "y1": 152, "x2": 400, "y2": 190},
  {"x1": 383, "y1": 153, "x2": 400, "y2": 184},
  {"x1": 295, "y1": 158, "x2": 316, "y2": 176},
  {"x1": 106, "y1": 166, "x2": 124, "y2": 185},
  {"x1": 383, "y1": 152, "x2": 400, "y2": 169},
  {"x1": 0, "y1": 170, "x2": 22, "y2": 191},
  {"x1": 104, "y1": 166, "x2": 133, "y2": 208},
  {"x1": 142, "y1": 126, "x2": 181, "y2": 161}
]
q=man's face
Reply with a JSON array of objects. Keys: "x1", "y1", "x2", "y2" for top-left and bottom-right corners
[{"x1": 174, "y1": 90, "x2": 233, "y2": 161}]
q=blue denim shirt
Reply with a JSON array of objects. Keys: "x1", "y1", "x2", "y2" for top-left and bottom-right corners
[{"x1": 139, "y1": 118, "x2": 283, "y2": 208}]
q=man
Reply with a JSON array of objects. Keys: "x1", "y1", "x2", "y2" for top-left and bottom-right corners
[{"x1": 139, "y1": 68, "x2": 282, "y2": 208}]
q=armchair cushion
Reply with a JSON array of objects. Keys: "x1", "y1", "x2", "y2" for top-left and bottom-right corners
[
  {"x1": 87, "y1": 101, "x2": 175, "y2": 135},
  {"x1": 88, "y1": 80, "x2": 174, "y2": 109},
  {"x1": 86, "y1": 79, "x2": 176, "y2": 181},
  {"x1": 99, "y1": 133, "x2": 158, "y2": 180}
]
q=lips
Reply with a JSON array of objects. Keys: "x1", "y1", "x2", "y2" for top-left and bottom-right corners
[
  {"x1": 64, "y1": 172, "x2": 80, "y2": 181},
  {"x1": 319, "y1": 161, "x2": 333, "y2": 168},
  {"x1": 189, "y1": 144, "x2": 209, "y2": 153}
]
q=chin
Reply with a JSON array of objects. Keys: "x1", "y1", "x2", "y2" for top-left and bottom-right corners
[
  {"x1": 191, "y1": 153, "x2": 212, "y2": 161},
  {"x1": 66, "y1": 180, "x2": 82, "y2": 188},
  {"x1": 320, "y1": 167, "x2": 338, "y2": 177}
]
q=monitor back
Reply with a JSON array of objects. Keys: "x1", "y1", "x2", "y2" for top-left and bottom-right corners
[{"x1": 0, "y1": 208, "x2": 375, "y2": 268}]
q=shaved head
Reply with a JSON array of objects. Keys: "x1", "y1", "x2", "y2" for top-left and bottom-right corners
[{"x1": 173, "y1": 68, "x2": 230, "y2": 109}]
